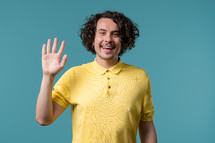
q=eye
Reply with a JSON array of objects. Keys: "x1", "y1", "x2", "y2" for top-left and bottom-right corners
[
  {"x1": 112, "y1": 32, "x2": 119, "y2": 37},
  {"x1": 99, "y1": 32, "x2": 106, "y2": 36}
]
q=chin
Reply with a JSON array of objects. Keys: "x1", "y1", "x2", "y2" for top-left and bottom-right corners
[
  {"x1": 102, "y1": 57, "x2": 114, "y2": 60},
  {"x1": 100, "y1": 55, "x2": 115, "y2": 60}
]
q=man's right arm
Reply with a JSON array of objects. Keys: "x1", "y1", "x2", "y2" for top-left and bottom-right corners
[{"x1": 36, "y1": 38, "x2": 67, "y2": 126}]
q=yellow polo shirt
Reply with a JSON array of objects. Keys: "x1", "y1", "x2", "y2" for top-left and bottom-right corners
[{"x1": 52, "y1": 59, "x2": 154, "y2": 143}]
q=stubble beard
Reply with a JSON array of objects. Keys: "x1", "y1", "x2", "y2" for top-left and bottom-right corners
[{"x1": 97, "y1": 53, "x2": 116, "y2": 61}]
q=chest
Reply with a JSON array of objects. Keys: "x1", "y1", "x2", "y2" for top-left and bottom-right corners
[{"x1": 69, "y1": 72, "x2": 146, "y2": 116}]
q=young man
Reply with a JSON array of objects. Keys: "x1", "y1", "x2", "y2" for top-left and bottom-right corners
[{"x1": 36, "y1": 11, "x2": 157, "y2": 143}]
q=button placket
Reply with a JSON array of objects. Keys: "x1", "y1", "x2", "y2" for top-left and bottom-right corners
[{"x1": 106, "y1": 72, "x2": 111, "y2": 96}]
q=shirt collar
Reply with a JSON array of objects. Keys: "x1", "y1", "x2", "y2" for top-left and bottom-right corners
[{"x1": 92, "y1": 58, "x2": 124, "y2": 75}]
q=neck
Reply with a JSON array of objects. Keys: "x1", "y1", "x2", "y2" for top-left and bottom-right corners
[{"x1": 96, "y1": 56, "x2": 119, "y2": 69}]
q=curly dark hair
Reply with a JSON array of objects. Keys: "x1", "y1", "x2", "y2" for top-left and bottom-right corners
[{"x1": 80, "y1": 11, "x2": 139, "y2": 56}]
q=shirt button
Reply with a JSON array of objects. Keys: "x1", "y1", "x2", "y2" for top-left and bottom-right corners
[
  {"x1": 107, "y1": 77, "x2": 110, "y2": 80},
  {"x1": 106, "y1": 70, "x2": 109, "y2": 73},
  {"x1": 108, "y1": 86, "x2": 111, "y2": 89}
]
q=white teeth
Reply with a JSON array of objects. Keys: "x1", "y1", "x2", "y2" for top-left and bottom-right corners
[{"x1": 104, "y1": 47, "x2": 112, "y2": 49}]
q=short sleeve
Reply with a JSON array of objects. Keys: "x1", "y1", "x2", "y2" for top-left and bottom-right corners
[
  {"x1": 140, "y1": 77, "x2": 155, "y2": 121},
  {"x1": 52, "y1": 68, "x2": 74, "y2": 109}
]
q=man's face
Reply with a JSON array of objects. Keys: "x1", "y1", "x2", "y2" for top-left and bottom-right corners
[{"x1": 93, "y1": 18, "x2": 121, "y2": 61}]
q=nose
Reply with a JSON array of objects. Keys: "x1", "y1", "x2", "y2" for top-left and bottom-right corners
[{"x1": 104, "y1": 33, "x2": 112, "y2": 43}]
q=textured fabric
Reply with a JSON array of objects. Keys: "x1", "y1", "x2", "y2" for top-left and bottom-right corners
[{"x1": 52, "y1": 59, "x2": 154, "y2": 143}]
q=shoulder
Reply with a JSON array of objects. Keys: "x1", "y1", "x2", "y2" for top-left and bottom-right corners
[
  {"x1": 121, "y1": 62, "x2": 149, "y2": 79},
  {"x1": 71, "y1": 61, "x2": 94, "y2": 73},
  {"x1": 57, "y1": 62, "x2": 93, "y2": 82},
  {"x1": 62, "y1": 61, "x2": 94, "y2": 76}
]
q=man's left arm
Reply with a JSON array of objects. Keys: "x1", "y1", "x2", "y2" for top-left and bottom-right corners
[{"x1": 139, "y1": 120, "x2": 157, "y2": 143}]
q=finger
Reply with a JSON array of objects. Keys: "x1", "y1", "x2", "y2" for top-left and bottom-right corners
[
  {"x1": 47, "y1": 39, "x2": 51, "y2": 53},
  {"x1": 58, "y1": 41, "x2": 65, "y2": 56},
  {"x1": 60, "y1": 54, "x2": 67, "y2": 68},
  {"x1": 52, "y1": 37, "x2": 58, "y2": 53},
  {"x1": 42, "y1": 44, "x2": 46, "y2": 56}
]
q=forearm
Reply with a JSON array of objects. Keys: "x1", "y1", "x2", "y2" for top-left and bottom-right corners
[
  {"x1": 139, "y1": 121, "x2": 157, "y2": 143},
  {"x1": 36, "y1": 74, "x2": 55, "y2": 125}
]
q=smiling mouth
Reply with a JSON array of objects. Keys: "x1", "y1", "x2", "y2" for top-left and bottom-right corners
[
  {"x1": 100, "y1": 46, "x2": 115, "y2": 53},
  {"x1": 100, "y1": 45, "x2": 116, "y2": 50}
]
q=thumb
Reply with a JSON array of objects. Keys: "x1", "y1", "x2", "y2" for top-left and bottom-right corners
[{"x1": 60, "y1": 54, "x2": 67, "y2": 68}]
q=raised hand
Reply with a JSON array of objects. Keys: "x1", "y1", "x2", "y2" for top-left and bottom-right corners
[{"x1": 42, "y1": 38, "x2": 67, "y2": 76}]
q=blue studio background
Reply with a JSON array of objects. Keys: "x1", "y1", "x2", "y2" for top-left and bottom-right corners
[{"x1": 0, "y1": 0, "x2": 214, "y2": 142}]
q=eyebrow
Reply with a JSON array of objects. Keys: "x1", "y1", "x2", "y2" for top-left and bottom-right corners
[{"x1": 98, "y1": 29, "x2": 119, "y2": 33}]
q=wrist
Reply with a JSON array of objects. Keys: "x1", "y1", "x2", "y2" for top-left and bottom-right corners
[{"x1": 42, "y1": 74, "x2": 56, "y2": 81}]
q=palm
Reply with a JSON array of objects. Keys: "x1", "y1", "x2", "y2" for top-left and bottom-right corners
[{"x1": 42, "y1": 38, "x2": 67, "y2": 76}]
